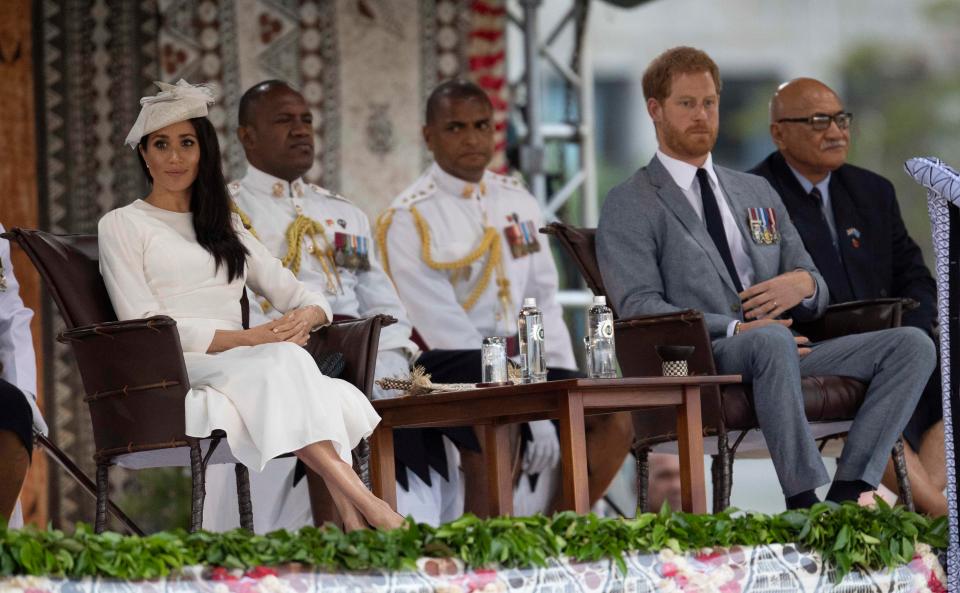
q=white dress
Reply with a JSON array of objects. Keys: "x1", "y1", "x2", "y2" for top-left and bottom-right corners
[{"x1": 97, "y1": 200, "x2": 380, "y2": 471}]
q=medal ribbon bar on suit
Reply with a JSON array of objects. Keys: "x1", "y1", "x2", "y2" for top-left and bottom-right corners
[{"x1": 748, "y1": 207, "x2": 763, "y2": 244}]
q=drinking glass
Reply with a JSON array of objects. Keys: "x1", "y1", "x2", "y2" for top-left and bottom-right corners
[
  {"x1": 481, "y1": 336, "x2": 508, "y2": 384},
  {"x1": 585, "y1": 336, "x2": 616, "y2": 378}
]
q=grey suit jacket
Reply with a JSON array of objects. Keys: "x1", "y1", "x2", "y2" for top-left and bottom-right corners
[{"x1": 597, "y1": 155, "x2": 828, "y2": 339}]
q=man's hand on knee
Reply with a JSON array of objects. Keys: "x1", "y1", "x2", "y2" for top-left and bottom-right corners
[
  {"x1": 735, "y1": 318, "x2": 811, "y2": 356},
  {"x1": 740, "y1": 270, "x2": 816, "y2": 320}
]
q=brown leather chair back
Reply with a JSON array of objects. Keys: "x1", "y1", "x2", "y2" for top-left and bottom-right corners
[
  {"x1": 540, "y1": 223, "x2": 726, "y2": 436},
  {"x1": 61, "y1": 318, "x2": 193, "y2": 457},
  {"x1": 315, "y1": 314, "x2": 394, "y2": 398},
  {"x1": 614, "y1": 311, "x2": 724, "y2": 434},
  {"x1": 541, "y1": 222, "x2": 616, "y2": 317},
  {"x1": 4, "y1": 229, "x2": 116, "y2": 327}
]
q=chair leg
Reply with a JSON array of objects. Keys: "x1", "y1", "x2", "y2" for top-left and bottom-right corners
[
  {"x1": 95, "y1": 462, "x2": 109, "y2": 533},
  {"x1": 189, "y1": 441, "x2": 205, "y2": 532},
  {"x1": 633, "y1": 444, "x2": 650, "y2": 515},
  {"x1": 892, "y1": 437, "x2": 914, "y2": 512},
  {"x1": 710, "y1": 454, "x2": 723, "y2": 514},
  {"x1": 235, "y1": 464, "x2": 254, "y2": 532},
  {"x1": 37, "y1": 437, "x2": 143, "y2": 535},
  {"x1": 715, "y1": 429, "x2": 733, "y2": 512},
  {"x1": 352, "y1": 437, "x2": 371, "y2": 491}
]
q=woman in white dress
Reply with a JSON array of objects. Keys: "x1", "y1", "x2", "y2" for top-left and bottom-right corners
[{"x1": 98, "y1": 80, "x2": 403, "y2": 531}]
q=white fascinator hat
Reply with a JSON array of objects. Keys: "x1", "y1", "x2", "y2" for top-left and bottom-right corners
[{"x1": 124, "y1": 79, "x2": 217, "y2": 149}]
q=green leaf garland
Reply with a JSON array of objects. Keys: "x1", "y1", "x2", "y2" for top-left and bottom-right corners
[{"x1": 0, "y1": 503, "x2": 947, "y2": 581}]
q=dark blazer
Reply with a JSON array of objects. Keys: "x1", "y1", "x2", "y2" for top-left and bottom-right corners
[{"x1": 750, "y1": 151, "x2": 936, "y2": 333}]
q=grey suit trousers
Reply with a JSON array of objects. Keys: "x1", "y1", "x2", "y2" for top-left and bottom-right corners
[{"x1": 712, "y1": 324, "x2": 935, "y2": 497}]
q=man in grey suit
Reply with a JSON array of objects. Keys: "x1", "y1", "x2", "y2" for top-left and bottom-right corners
[{"x1": 597, "y1": 46, "x2": 935, "y2": 509}]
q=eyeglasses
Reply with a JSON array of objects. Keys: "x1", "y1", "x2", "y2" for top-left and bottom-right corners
[{"x1": 777, "y1": 112, "x2": 853, "y2": 131}]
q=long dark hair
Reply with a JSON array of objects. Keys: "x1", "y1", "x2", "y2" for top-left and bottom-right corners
[{"x1": 137, "y1": 117, "x2": 248, "y2": 282}]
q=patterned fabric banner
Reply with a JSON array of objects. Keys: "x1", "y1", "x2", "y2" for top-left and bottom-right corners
[{"x1": 904, "y1": 156, "x2": 960, "y2": 593}]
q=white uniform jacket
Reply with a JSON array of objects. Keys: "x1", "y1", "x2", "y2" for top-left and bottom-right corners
[{"x1": 381, "y1": 163, "x2": 576, "y2": 370}]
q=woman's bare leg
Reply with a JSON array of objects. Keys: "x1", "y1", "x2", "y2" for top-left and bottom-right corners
[
  {"x1": 296, "y1": 440, "x2": 404, "y2": 530},
  {"x1": 918, "y1": 421, "x2": 947, "y2": 491},
  {"x1": 325, "y1": 481, "x2": 367, "y2": 532}
]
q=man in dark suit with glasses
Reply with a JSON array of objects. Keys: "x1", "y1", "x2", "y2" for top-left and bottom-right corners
[{"x1": 750, "y1": 77, "x2": 944, "y2": 515}]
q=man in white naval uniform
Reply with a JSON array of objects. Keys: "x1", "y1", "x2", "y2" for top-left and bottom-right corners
[
  {"x1": 203, "y1": 81, "x2": 476, "y2": 531},
  {"x1": 1, "y1": 223, "x2": 48, "y2": 527},
  {"x1": 379, "y1": 80, "x2": 633, "y2": 514}
]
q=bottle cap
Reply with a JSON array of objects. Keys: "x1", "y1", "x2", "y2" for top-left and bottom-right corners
[
  {"x1": 523, "y1": 297, "x2": 537, "y2": 308},
  {"x1": 592, "y1": 295, "x2": 606, "y2": 306}
]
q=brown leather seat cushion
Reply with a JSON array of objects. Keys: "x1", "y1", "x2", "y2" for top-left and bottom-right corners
[
  {"x1": 632, "y1": 375, "x2": 866, "y2": 443},
  {"x1": 721, "y1": 375, "x2": 866, "y2": 431}
]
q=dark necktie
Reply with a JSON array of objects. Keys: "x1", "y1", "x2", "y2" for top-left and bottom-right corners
[
  {"x1": 806, "y1": 187, "x2": 853, "y2": 303},
  {"x1": 696, "y1": 168, "x2": 743, "y2": 293}
]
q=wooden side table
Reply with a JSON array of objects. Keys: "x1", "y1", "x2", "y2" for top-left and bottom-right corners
[{"x1": 370, "y1": 376, "x2": 740, "y2": 515}]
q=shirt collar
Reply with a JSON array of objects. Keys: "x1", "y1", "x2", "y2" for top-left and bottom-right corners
[
  {"x1": 656, "y1": 150, "x2": 718, "y2": 192},
  {"x1": 242, "y1": 164, "x2": 307, "y2": 198},
  {"x1": 431, "y1": 162, "x2": 489, "y2": 199},
  {"x1": 787, "y1": 163, "x2": 831, "y2": 197}
]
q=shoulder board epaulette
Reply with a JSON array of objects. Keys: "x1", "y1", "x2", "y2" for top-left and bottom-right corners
[
  {"x1": 308, "y1": 183, "x2": 351, "y2": 203},
  {"x1": 487, "y1": 171, "x2": 528, "y2": 193},
  {"x1": 388, "y1": 174, "x2": 437, "y2": 210},
  {"x1": 227, "y1": 180, "x2": 242, "y2": 196}
]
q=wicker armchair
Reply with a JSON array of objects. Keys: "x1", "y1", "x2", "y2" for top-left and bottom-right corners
[{"x1": 5, "y1": 228, "x2": 392, "y2": 532}]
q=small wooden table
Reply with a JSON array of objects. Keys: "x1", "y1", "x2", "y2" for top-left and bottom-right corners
[{"x1": 370, "y1": 376, "x2": 740, "y2": 515}]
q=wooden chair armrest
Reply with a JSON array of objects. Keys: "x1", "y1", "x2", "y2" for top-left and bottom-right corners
[
  {"x1": 794, "y1": 297, "x2": 913, "y2": 341},
  {"x1": 59, "y1": 315, "x2": 178, "y2": 341}
]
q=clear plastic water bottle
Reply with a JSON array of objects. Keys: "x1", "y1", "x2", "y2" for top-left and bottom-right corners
[
  {"x1": 518, "y1": 297, "x2": 547, "y2": 383},
  {"x1": 587, "y1": 295, "x2": 617, "y2": 378}
]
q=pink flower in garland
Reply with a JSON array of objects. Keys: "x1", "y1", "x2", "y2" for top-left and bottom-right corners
[
  {"x1": 210, "y1": 567, "x2": 238, "y2": 582},
  {"x1": 245, "y1": 566, "x2": 279, "y2": 579},
  {"x1": 719, "y1": 580, "x2": 742, "y2": 593},
  {"x1": 661, "y1": 562, "x2": 679, "y2": 577}
]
